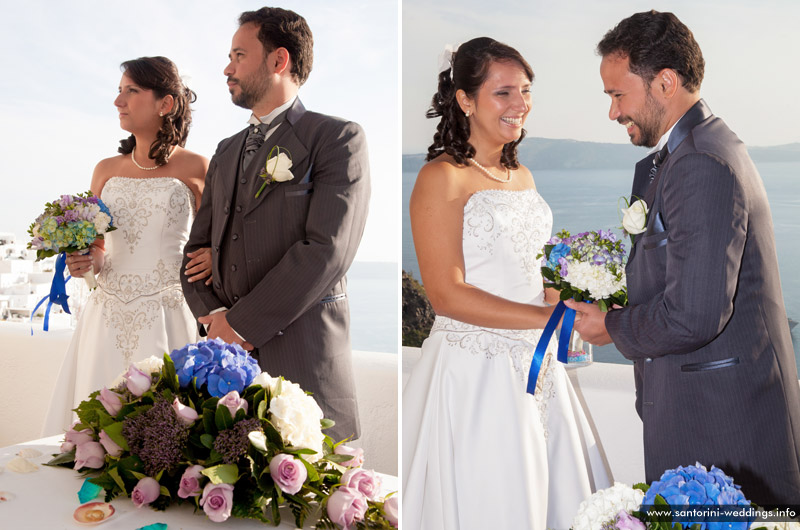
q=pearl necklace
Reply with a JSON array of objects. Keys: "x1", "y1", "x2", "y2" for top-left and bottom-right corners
[
  {"x1": 131, "y1": 151, "x2": 161, "y2": 171},
  {"x1": 468, "y1": 158, "x2": 512, "y2": 183}
]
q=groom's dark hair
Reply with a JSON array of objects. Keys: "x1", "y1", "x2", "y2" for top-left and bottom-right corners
[
  {"x1": 597, "y1": 10, "x2": 704, "y2": 92},
  {"x1": 239, "y1": 7, "x2": 313, "y2": 86}
]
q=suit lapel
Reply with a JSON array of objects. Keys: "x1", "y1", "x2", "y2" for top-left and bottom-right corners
[{"x1": 244, "y1": 99, "x2": 310, "y2": 216}]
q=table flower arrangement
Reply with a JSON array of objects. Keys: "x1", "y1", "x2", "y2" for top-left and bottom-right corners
[
  {"x1": 537, "y1": 228, "x2": 627, "y2": 312},
  {"x1": 27, "y1": 191, "x2": 115, "y2": 289},
  {"x1": 573, "y1": 463, "x2": 796, "y2": 530},
  {"x1": 47, "y1": 339, "x2": 397, "y2": 529}
]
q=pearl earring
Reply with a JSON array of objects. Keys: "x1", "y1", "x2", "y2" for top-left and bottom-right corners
[
  {"x1": 465, "y1": 110, "x2": 470, "y2": 117},
  {"x1": 159, "y1": 112, "x2": 164, "y2": 117}
]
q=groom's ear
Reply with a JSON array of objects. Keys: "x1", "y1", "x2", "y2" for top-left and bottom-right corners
[
  {"x1": 653, "y1": 68, "x2": 679, "y2": 99},
  {"x1": 271, "y1": 47, "x2": 291, "y2": 77}
]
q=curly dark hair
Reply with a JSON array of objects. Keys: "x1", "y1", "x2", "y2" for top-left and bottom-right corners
[
  {"x1": 597, "y1": 10, "x2": 704, "y2": 92},
  {"x1": 425, "y1": 37, "x2": 534, "y2": 169},
  {"x1": 239, "y1": 7, "x2": 313, "y2": 86},
  {"x1": 117, "y1": 56, "x2": 196, "y2": 166}
]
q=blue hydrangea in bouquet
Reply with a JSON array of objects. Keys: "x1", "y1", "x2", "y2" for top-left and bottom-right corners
[
  {"x1": 27, "y1": 191, "x2": 115, "y2": 290},
  {"x1": 537, "y1": 228, "x2": 627, "y2": 312},
  {"x1": 572, "y1": 463, "x2": 787, "y2": 530},
  {"x1": 46, "y1": 339, "x2": 398, "y2": 529}
]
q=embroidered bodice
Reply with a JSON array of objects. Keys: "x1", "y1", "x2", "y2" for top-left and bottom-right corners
[{"x1": 96, "y1": 177, "x2": 195, "y2": 302}]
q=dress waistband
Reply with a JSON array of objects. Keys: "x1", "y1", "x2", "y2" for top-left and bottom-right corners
[{"x1": 430, "y1": 315, "x2": 545, "y2": 347}]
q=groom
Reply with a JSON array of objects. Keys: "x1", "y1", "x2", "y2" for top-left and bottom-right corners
[
  {"x1": 569, "y1": 10, "x2": 800, "y2": 505},
  {"x1": 181, "y1": 7, "x2": 370, "y2": 441}
]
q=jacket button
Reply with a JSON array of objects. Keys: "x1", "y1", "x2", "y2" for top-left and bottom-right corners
[
  {"x1": 223, "y1": 206, "x2": 230, "y2": 214},
  {"x1": 645, "y1": 358, "x2": 653, "y2": 363},
  {"x1": 230, "y1": 265, "x2": 237, "y2": 272},
  {"x1": 214, "y1": 246, "x2": 220, "y2": 252},
  {"x1": 276, "y1": 331, "x2": 284, "y2": 336},
  {"x1": 232, "y1": 233, "x2": 239, "y2": 241},
  {"x1": 233, "y1": 295, "x2": 239, "y2": 302},
  {"x1": 236, "y1": 205, "x2": 242, "y2": 212},
  {"x1": 240, "y1": 178, "x2": 247, "y2": 184}
]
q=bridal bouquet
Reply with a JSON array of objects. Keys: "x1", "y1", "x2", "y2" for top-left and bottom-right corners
[
  {"x1": 537, "y1": 229, "x2": 627, "y2": 312},
  {"x1": 47, "y1": 339, "x2": 398, "y2": 529},
  {"x1": 27, "y1": 191, "x2": 115, "y2": 289},
  {"x1": 573, "y1": 463, "x2": 792, "y2": 530}
]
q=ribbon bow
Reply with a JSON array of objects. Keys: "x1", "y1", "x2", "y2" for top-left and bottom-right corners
[{"x1": 30, "y1": 252, "x2": 71, "y2": 333}]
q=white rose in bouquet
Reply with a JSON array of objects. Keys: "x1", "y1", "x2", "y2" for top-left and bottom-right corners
[{"x1": 269, "y1": 380, "x2": 325, "y2": 463}]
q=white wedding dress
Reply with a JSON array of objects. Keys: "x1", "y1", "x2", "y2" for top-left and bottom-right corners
[
  {"x1": 43, "y1": 177, "x2": 199, "y2": 434},
  {"x1": 403, "y1": 189, "x2": 611, "y2": 530}
]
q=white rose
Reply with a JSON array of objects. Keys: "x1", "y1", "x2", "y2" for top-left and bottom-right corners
[
  {"x1": 110, "y1": 355, "x2": 164, "y2": 388},
  {"x1": 265, "y1": 152, "x2": 293, "y2": 182},
  {"x1": 252, "y1": 371, "x2": 279, "y2": 391},
  {"x1": 93, "y1": 212, "x2": 111, "y2": 234},
  {"x1": 621, "y1": 199, "x2": 649, "y2": 235}
]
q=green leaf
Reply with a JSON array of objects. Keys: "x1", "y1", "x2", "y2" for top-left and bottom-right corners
[
  {"x1": 559, "y1": 290, "x2": 572, "y2": 301},
  {"x1": 257, "y1": 400, "x2": 267, "y2": 421},
  {"x1": 202, "y1": 463, "x2": 239, "y2": 485},
  {"x1": 108, "y1": 467, "x2": 127, "y2": 495},
  {"x1": 44, "y1": 450, "x2": 76, "y2": 467},
  {"x1": 200, "y1": 434, "x2": 215, "y2": 449},
  {"x1": 159, "y1": 485, "x2": 171, "y2": 497},
  {"x1": 215, "y1": 405, "x2": 234, "y2": 431},
  {"x1": 161, "y1": 353, "x2": 179, "y2": 392},
  {"x1": 203, "y1": 407, "x2": 217, "y2": 435},
  {"x1": 263, "y1": 420, "x2": 284, "y2": 449},
  {"x1": 324, "y1": 453, "x2": 356, "y2": 464},
  {"x1": 320, "y1": 418, "x2": 335, "y2": 430},
  {"x1": 598, "y1": 299, "x2": 608, "y2": 312},
  {"x1": 130, "y1": 470, "x2": 148, "y2": 481},
  {"x1": 102, "y1": 421, "x2": 130, "y2": 451}
]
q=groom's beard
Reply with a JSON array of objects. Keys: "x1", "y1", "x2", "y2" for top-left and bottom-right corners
[
  {"x1": 228, "y1": 62, "x2": 272, "y2": 111},
  {"x1": 620, "y1": 90, "x2": 666, "y2": 148}
]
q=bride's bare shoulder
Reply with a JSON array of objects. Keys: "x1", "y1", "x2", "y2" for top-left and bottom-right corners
[{"x1": 413, "y1": 154, "x2": 470, "y2": 198}]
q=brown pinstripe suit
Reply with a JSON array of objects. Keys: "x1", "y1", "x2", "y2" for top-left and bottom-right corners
[
  {"x1": 181, "y1": 98, "x2": 370, "y2": 440},
  {"x1": 606, "y1": 100, "x2": 800, "y2": 505}
]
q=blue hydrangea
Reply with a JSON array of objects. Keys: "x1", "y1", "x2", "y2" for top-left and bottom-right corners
[
  {"x1": 169, "y1": 339, "x2": 260, "y2": 397},
  {"x1": 546, "y1": 243, "x2": 571, "y2": 270},
  {"x1": 643, "y1": 463, "x2": 751, "y2": 530}
]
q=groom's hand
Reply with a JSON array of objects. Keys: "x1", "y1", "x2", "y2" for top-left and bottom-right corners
[
  {"x1": 565, "y1": 300, "x2": 613, "y2": 346},
  {"x1": 198, "y1": 311, "x2": 255, "y2": 350}
]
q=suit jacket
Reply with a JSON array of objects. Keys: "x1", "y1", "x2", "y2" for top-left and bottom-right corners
[
  {"x1": 606, "y1": 100, "x2": 800, "y2": 505},
  {"x1": 181, "y1": 98, "x2": 370, "y2": 441}
]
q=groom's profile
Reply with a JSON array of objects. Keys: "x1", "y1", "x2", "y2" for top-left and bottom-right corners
[
  {"x1": 181, "y1": 6, "x2": 370, "y2": 441},
  {"x1": 569, "y1": 10, "x2": 800, "y2": 505}
]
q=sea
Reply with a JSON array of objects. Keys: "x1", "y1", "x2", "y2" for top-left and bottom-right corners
[
  {"x1": 347, "y1": 261, "x2": 399, "y2": 354},
  {"x1": 402, "y1": 161, "x2": 800, "y2": 372}
]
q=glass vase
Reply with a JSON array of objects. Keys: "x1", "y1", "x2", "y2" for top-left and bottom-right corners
[{"x1": 566, "y1": 328, "x2": 593, "y2": 368}]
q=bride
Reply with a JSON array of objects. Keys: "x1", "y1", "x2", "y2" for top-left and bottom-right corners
[
  {"x1": 43, "y1": 56, "x2": 211, "y2": 434},
  {"x1": 402, "y1": 37, "x2": 611, "y2": 529}
]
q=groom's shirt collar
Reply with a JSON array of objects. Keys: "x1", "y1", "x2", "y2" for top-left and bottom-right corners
[
  {"x1": 649, "y1": 115, "x2": 681, "y2": 155},
  {"x1": 247, "y1": 96, "x2": 297, "y2": 126}
]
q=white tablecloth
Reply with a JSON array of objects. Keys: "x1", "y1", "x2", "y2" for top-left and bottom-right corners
[{"x1": 0, "y1": 436, "x2": 397, "y2": 529}]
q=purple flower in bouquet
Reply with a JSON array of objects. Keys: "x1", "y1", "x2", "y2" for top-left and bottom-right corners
[
  {"x1": 178, "y1": 465, "x2": 206, "y2": 499},
  {"x1": 200, "y1": 482, "x2": 234, "y2": 523},
  {"x1": 170, "y1": 339, "x2": 260, "y2": 397},
  {"x1": 616, "y1": 510, "x2": 646, "y2": 530},
  {"x1": 327, "y1": 486, "x2": 368, "y2": 530},
  {"x1": 269, "y1": 453, "x2": 308, "y2": 495},
  {"x1": 132, "y1": 477, "x2": 161, "y2": 508}
]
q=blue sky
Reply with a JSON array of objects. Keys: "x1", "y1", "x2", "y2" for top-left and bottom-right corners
[
  {"x1": 403, "y1": 0, "x2": 800, "y2": 153},
  {"x1": 0, "y1": 0, "x2": 399, "y2": 262}
]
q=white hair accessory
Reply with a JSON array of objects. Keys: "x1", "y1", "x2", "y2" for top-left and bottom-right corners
[{"x1": 437, "y1": 43, "x2": 459, "y2": 75}]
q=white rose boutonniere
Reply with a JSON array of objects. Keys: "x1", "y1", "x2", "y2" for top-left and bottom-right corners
[
  {"x1": 621, "y1": 198, "x2": 649, "y2": 236},
  {"x1": 255, "y1": 146, "x2": 293, "y2": 198}
]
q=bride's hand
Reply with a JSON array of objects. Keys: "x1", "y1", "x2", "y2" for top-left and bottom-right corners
[
  {"x1": 185, "y1": 247, "x2": 213, "y2": 285},
  {"x1": 65, "y1": 244, "x2": 103, "y2": 277}
]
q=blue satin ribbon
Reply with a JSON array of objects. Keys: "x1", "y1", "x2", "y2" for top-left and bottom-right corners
[
  {"x1": 526, "y1": 300, "x2": 576, "y2": 395},
  {"x1": 30, "y1": 252, "x2": 71, "y2": 334}
]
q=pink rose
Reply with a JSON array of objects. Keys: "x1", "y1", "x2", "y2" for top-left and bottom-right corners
[
  {"x1": 65, "y1": 424, "x2": 93, "y2": 447},
  {"x1": 74, "y1": 441, "x2": 106, "y2": 469},
  {"x1": 217, "y1": 390, "x2": 248, "y2": 418},
  {"x1": 124, "y1": 365, "x2": 152, "y2": 396},
  {"x1": 199, "y1": 482, "x2": 234, "y2": 523},
  {"x1": 383, "y1": 495, "x2": 398, "y2": 527},
  {"x1": 342, "y1": 468, "x2": 382, "y2": 501},
  {"x1": 172, "y1": 397, "x2": 199, "y2": 426},
  {"x1": 98, "y1": 430, "x2": 123, "y2": 458},
  {"x1": 616, "y1": 511, "x2": 646, "y2": 530},
  {"x1": 327, "y1": 486, "x2": 367, "y2": 530},
  {"x1": 269, "y1": 453, "x2": 308, "y2": 495},
  {"x1": 98, "y1": 387, "x2": 124, "y2": 416},
  {"x1": 131, "y1": 477, "x2": 161, "y2": 508},
  {"x1": 334, "y1": 444, "x2": 364, "y2": 468},
  {"x1": 178, "y1": 465, "x2": 206, "y2": 499},
  {"x1": 60, "y1": 441, "x2": 75, "y2": 453}
]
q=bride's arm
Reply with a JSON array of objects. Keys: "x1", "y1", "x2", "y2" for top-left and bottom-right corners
[
  {"x1": 410, "y1": 162, "x2": 555, "y2": 330},
  {"x1": 66, "y1": 162, "x2": 109, "y2": 278}
]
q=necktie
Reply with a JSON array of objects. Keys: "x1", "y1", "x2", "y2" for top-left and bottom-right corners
[
  {"x1": 649, "y1": 145, "x2": 669, "y2": 183},
  {"x1": 242, "y1": 124, "x2": 265, "y2": 168}
]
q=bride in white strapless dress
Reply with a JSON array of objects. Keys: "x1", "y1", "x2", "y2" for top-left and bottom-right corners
[
  {"x1": 43, "y1": 57, "x2": 209, "y2": 434},
  {"x1": 403, "y1": 39, "x2": 610, "y2": 529}
]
